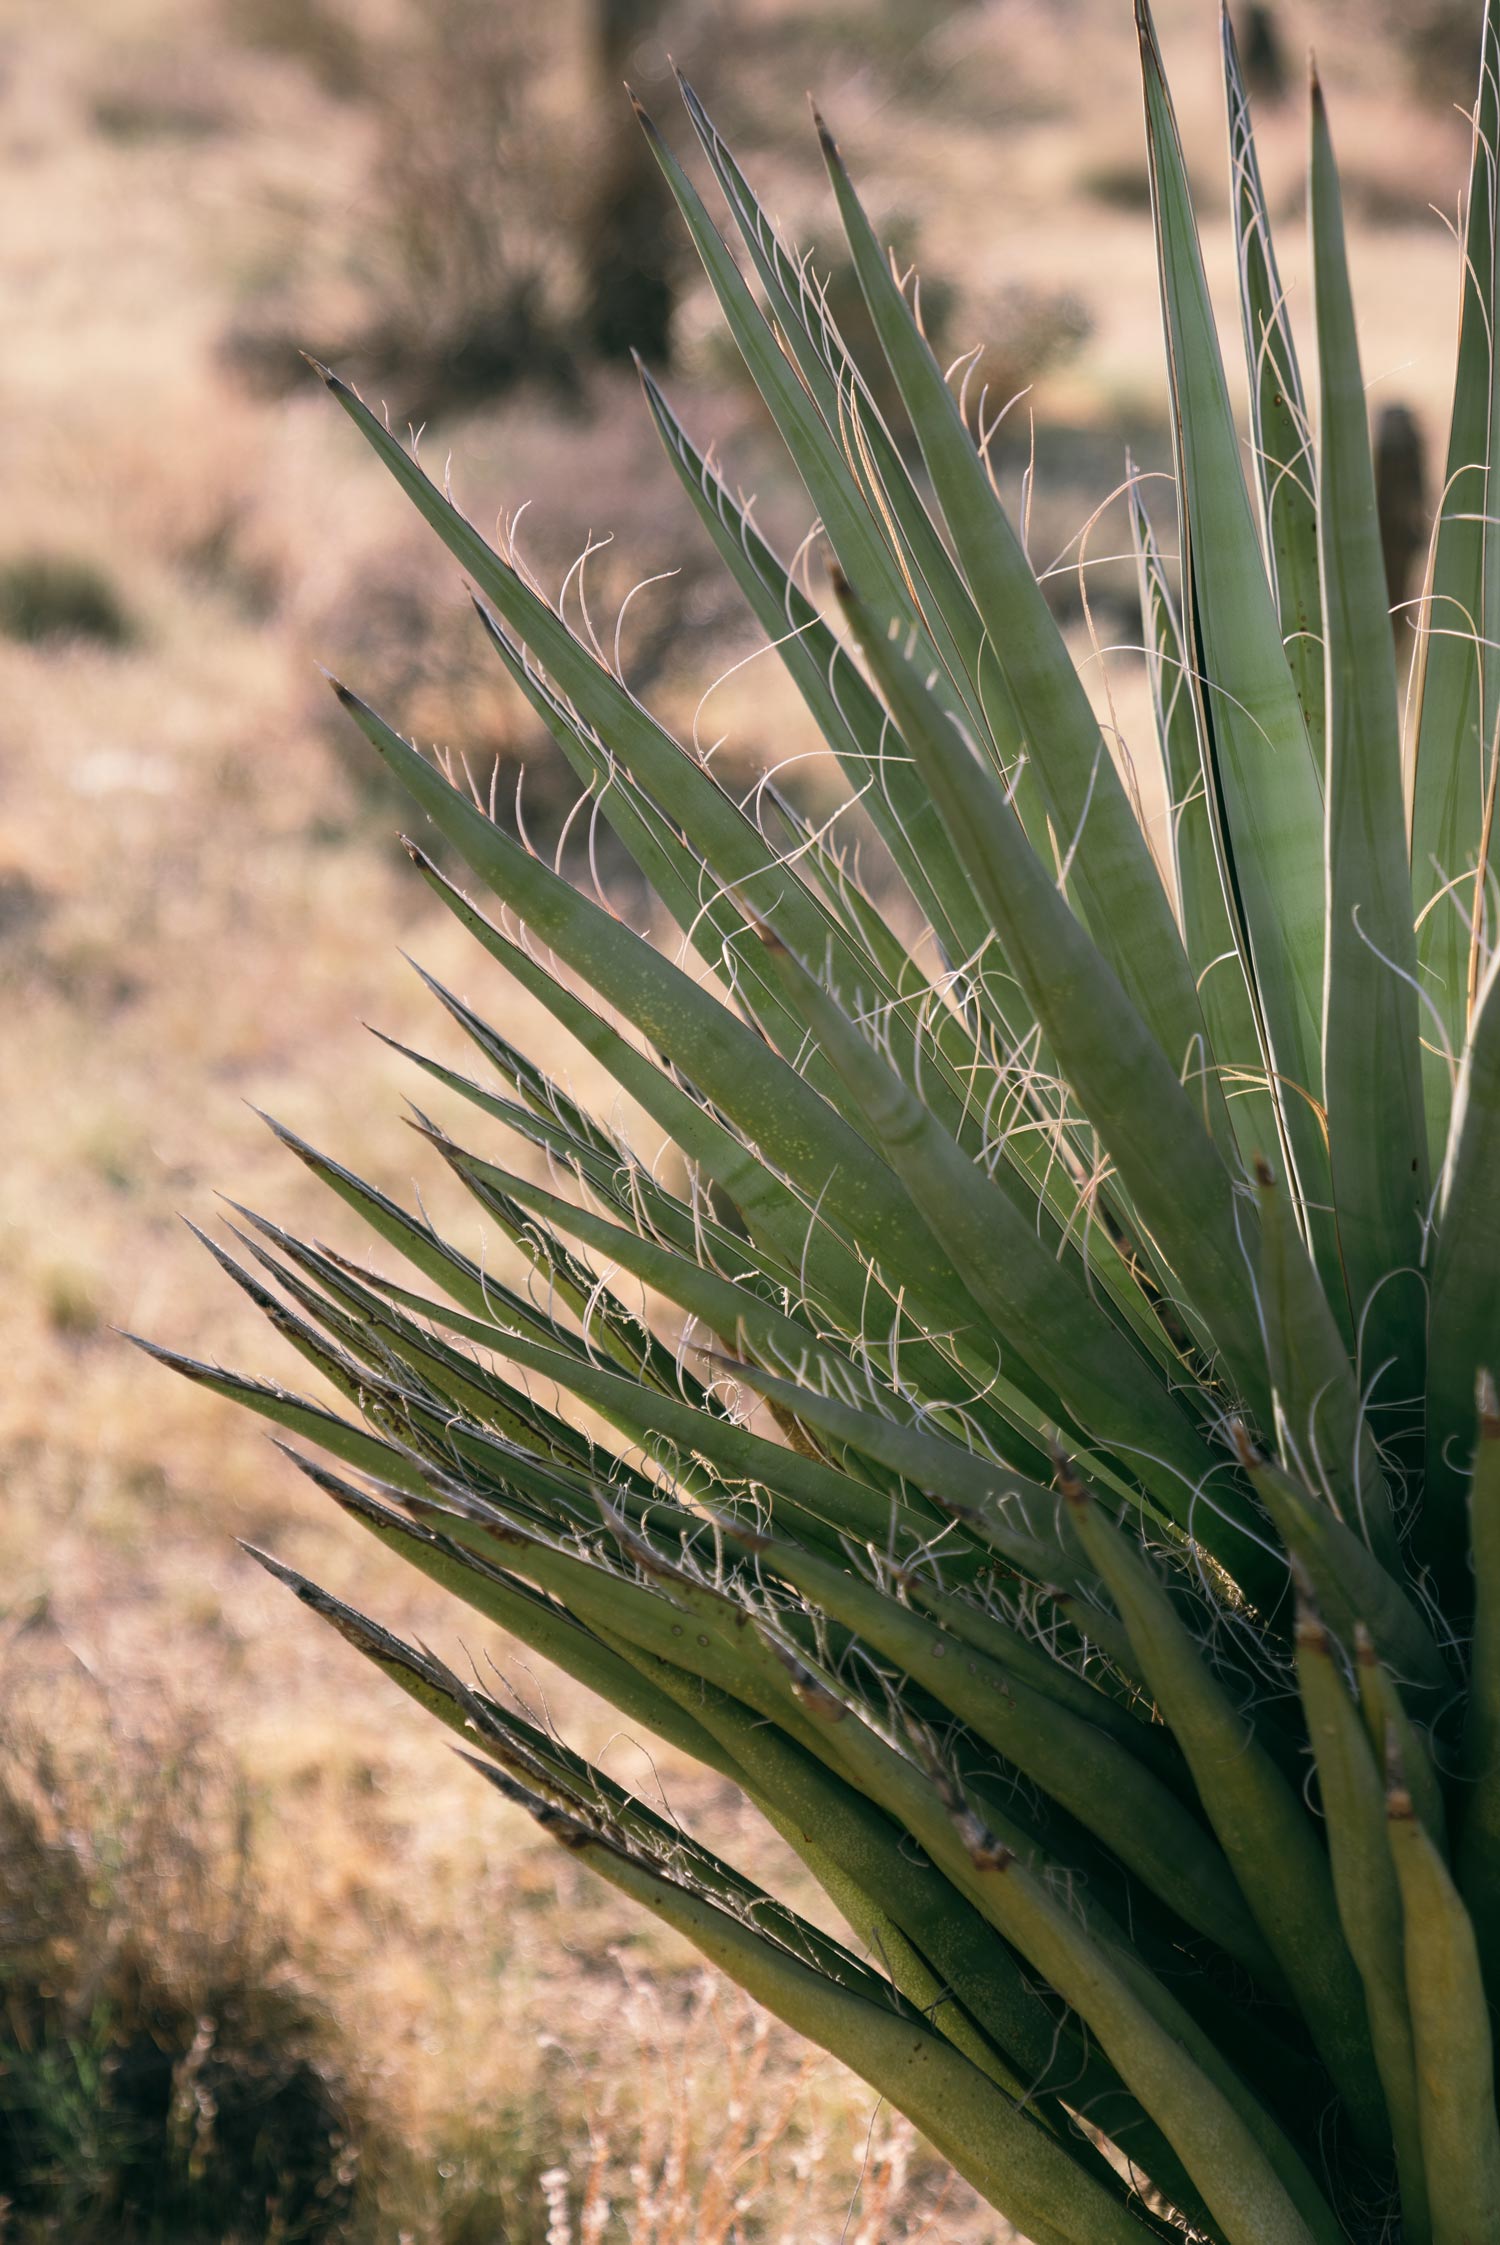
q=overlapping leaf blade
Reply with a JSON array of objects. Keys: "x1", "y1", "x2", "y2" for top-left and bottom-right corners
[
  {"x1": 1409, "y1": 0, "x2": 1500, "y2": 1164},
  {"x1": 1310, "y1": 74, "x2": 1429, "y2": 1429}
]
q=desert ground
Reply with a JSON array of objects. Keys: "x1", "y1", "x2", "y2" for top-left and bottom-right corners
[{"x1": 0, "y1": 0, "x2": 1480, "y2": 2236}]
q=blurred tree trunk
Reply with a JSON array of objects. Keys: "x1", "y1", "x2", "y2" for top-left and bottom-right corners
[
  {"x1": 581, "y1": 0, "x2": 677, "y2": 365},
  {"x1": 1238, "y1": 5, "x2": 1288, "y2": 103},
  {"x1": 1375, "y1": 403, "x2": 1429, "y2": 627}
]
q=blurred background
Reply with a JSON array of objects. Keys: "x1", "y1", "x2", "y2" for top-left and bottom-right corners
[{"x1": 0, "y1": 0, "x2": 1482, "y2": 2236}]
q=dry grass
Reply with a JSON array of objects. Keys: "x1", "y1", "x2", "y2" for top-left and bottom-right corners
[
  {"x1": 0, "y1": 1680, "x2": 369, "y2": 2240},
  {"x1": 0, "y1": 1663, "x2": 968, "y2": 2240},
  {"x1": 2, "y1": 0, "x2": 1477, "y2": 2235}
]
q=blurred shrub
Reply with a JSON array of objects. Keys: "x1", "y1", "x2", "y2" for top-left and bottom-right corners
[
  {"x1": 0, "y1": 1721, "x2": 366, "y2": 2244},
  {"x1": 357, "y1": 1, "x2": 568, "y2": 408},
  {"x1": 977, "y1": 282, "x2": 1094, "y2": 414},
  {"x1": 223, "y1": 0, "x2": 685, "y2": 418},
  {"x1": 1079, "y1": 155, "x2": 1154, "y2": 211},
  {"x1": 1339, "y1": 1, "x2": 1482, "y2": 100},
  {"x1": 38, "y1": 1265, "x2": 102, "y2": 1342},
  {"x1": 91, "y1": 73, "x2": 233, "y2": 146},
  {"x1": 0, "y1": 868, "x2": 50, "y2": 946},
  {"x1": 1400, "y1": 3, "x2": 1481, "y2": 94},
  {"x1": 221, "y1": 0, "x2": 366, "y2": 100},
  {"x1": 0, "y1": 556, "x2": 133, "y2": 650},
  {"x1": 578, "y1": 0, "x2": 678, "y2": 366},
  {"x1": 1234, "y1": 4, "x2": 1289, "y2": 102},
  {"x1": 1375, "y1": 400, "x2": 1430, "y2": 621}
]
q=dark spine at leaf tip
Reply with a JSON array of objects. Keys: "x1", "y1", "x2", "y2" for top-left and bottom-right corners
[{"x1": 237, "y1": 1539, "x2": 314, "y2": 1602}]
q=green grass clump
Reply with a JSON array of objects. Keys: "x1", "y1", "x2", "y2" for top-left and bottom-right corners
[{"x1": 148, "y1": 3, "x2": 1500, "y2": 2238}]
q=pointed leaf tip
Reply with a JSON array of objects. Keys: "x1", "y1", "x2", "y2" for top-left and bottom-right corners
[
  {"x1": 237, "y1": 1540, "x2": 309, "y2": 1597},
  {"x1": 453, "y1": 1748, "x2": 585, "y2": 1840},
  {"x1": 120, "y1": 1327, "x2": 178, "y2": 1366},
  {"x1": 245, "y1": 1103, "x2": 299, "y2": 1152}
]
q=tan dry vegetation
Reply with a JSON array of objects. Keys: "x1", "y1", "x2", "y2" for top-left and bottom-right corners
[{"x1": 0, "y1": 0, "x2": 1480, "y2": 2234}]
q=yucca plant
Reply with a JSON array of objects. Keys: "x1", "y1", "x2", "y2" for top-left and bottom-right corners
[{"x1": 142, "y1": 5, "x2": 1500, "y2": 2239}]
